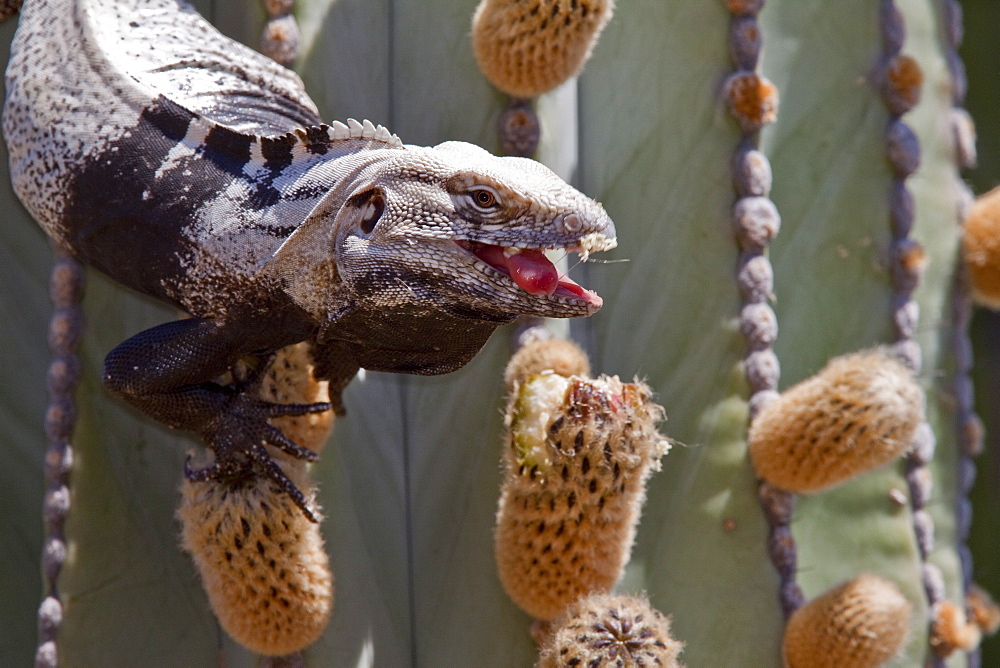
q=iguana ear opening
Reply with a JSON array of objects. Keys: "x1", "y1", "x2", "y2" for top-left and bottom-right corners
[{"x1": 350, "y1": 188, "x2": 386, "y2": 235}]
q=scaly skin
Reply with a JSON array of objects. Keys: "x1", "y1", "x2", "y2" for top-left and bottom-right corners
[{"x1": 3, "y1": 0, "x2": 617, "y2": 518}]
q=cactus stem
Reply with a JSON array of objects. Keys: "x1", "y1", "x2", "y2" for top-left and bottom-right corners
[
  {"x1": 723, "y1": 0, "x2": 800, "y2": 624},
  {"x1": 940, "y1": 3, "x2": 993, "y2": 666}
]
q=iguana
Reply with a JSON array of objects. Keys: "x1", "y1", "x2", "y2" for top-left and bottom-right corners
[{"x1": 3, "y1": 0, "x2": 616, "y2": 520}]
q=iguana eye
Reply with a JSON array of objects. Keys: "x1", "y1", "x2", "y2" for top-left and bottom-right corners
[
  {"x1": 359, "y1": 192, "x2": 385, "y2": 234},
  {"x1": 470, "y1": 187, "x2": 499, "y2": 210}
]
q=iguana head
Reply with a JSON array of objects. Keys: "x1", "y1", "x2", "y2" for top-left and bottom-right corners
[{"x1": 329, "y1": 140, "x2": 616, "y2": 323}]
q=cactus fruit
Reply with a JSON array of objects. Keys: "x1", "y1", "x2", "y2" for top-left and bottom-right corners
[
  {"x1": 495, "y1": 370, "x2": 669, "y2": 621},
  {"x1": 783, "y1": 574, "x2": 911, "y2": 668},
  {"x1": 472, "y1": 0, "x2": 614, "y2": 98},
  {"x1": 177, "y1": 343, "x2": 335, "y2": 655},
  {"x1": 536, "y1": 593, "x2": 684, "y2": 668},
  {"x1": 748, "y1": 349, "x2": 924, "y2": 493},
  {"x1": 963, "y1": 185, "x2": 1000, "y2": 309}
]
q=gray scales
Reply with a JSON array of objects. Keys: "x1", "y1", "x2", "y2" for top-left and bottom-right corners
[{"x1": 2, "y1": 0, "x2": 617, "y2": 520}]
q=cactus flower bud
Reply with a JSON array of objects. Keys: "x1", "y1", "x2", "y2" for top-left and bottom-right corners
[
  {"x1": 177, "y1": 343, "x2": 335, "y2": 655},
  {"x1": 536, "y1": 593, "x2": 684, "y2": 667},
  {"x1": 963, "y1": 185, "x2": 1000, "y2": 309},
  {"x1": 784, "y1": 574, "x2": 911, "y2": 668},
  {"x1": 472, "y1": 0, "x2": 614, "y2": 98},
  {"x1": 749, "y1": 349, "x2": 923, "y2": 493}
]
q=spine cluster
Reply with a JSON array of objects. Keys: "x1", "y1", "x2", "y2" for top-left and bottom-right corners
[
  {"x1": 536, "y1": 593, "x2": 684, "y2": 667},
  {"x1": 35, "y1": 251, "x2": 85, "y2": 668}
]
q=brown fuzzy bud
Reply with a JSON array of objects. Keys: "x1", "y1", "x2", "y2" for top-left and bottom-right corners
[
  {"x1": 963, "y1": 185, "x2": 1000, "y2": 309},
  {"x1": 496, "y1": 373, "x2": 669, "y2": 620},
  {"x1": 536, "y1": 593, "x2": 684, "y2": 667},
  {"x1": 783, "y1": 574, "x2": 911, "y2": 668},
  {"x1": 472, "y1": 0, "x2": 614, "y2": 98},
  {"x1": 967, "y1": 584, "x2": 1000, "y2": 636},
  {"x1": 930, "y1": 600, "x2": 982, "y2": 657},
  {"x1": 177, "y1": 462, "x2": 333, "y2": 656},
  {"x1": 504, "y1": 338, "x2": 592, "y2": 395},
  {"x1": 749, "y1": 349, "x2": 923, "y2": 493}
]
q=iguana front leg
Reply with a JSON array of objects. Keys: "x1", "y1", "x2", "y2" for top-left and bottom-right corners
[{"x1": 101, "y1": 318, "x2": 331, "y2": 522}]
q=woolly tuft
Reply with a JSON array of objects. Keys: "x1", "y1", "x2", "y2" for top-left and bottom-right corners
[
  {"x1": 723, "y1": 71, "x2": 778, "y2": 132},
  {"x1": 536, "y1": 593, "x2": 684, "y2": 667},
  {"x1": 783, "y1": 574, "x2": 911, "y2": 668},
  {"x1": 472, "y1": 0, "x2": 614, "y2": 98},
  {"x1": 968, "y1": 584, "x2": 1000, "y2": 636},
  {"x1": 495, "y1": 372, "x2": 669, "y2": 621},
  {"x1": 930, "y1": 600, "x2": 982, "y2": 657},
  {"x1": 748, "y1": 349, "x2": 924, "y2": 493},
  {"x1": 882, "y1": 54, "x2": 923, "y2": 116}
]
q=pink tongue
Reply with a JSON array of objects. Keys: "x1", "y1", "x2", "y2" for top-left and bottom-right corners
[
  {"x1": 507, "y1": 249, "x2": 560, "y2": 296},
  {"x1": 475, "y1": 246, "x2": 559, "y2": 296}
]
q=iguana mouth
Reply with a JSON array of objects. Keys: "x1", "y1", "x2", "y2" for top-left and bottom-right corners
[{"x1": 455, "y1": 240, "x2": 603, "y2": 308}]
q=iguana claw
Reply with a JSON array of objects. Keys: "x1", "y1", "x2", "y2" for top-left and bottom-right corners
[
  {"x1": 184, "y1": 392, "x2": 330, "y2": 523},
  {"x1": 184, "y1": 445, "x2": 320, "y2": 524}
]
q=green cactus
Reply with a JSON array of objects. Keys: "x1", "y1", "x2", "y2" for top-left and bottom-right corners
[{"x1": 2, "y1": 0, "x2": 999, "y2": 666}]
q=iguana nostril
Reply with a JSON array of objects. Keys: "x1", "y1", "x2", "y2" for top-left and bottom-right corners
[{"x1": 559, "y1": 213, "x2": 582, "y2": 234}]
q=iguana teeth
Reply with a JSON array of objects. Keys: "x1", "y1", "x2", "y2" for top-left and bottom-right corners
[
  {"x1": 503, "y1": 246, "x2": 522, "y2": 258},
  {"x1": 361, "y1": 119, "x2": 376, "y2": 138}
]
